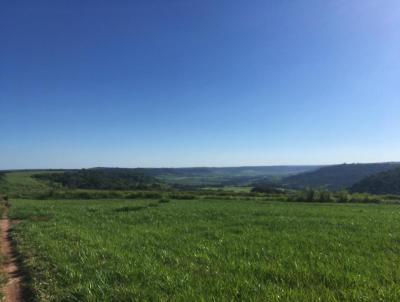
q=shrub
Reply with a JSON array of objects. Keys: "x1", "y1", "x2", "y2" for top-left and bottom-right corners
[
  {"x1": 350, "y1": 194, "x2": 383, "y2": 204},
  {"x1": 158, "y1": 198, "x2": 170, "y2": 204},
  {"x1": 168, "y1": 193, "x2": 195, "y2": 200},
  {"x1": 317, "y1": 190, "x2": 335, "y2": 202},
  {"x1": 291, "y1": 189, "x2": 334, "y2": 203},
  {"x1": 141, "y1": 192, "x2": 163, "y2": 199},
  {"x1": 336, "y1": 191, "x2": 351, "y2": 203},
  {"x1": 125, "y1": 192, "x2": 162, "y2": 199},
  {"x1": 251, "y1": 185, "x2": 285, "y2": 194}
]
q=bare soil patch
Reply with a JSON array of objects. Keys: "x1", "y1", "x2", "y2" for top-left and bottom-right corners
[{"x1": 1, "y1": 207, "x2": 22, "y2": 302}]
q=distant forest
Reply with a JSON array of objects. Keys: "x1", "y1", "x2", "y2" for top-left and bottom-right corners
[
  {"x1": 120, "y1": 166, "x2": 320, "y2": 177},
  {"x1": 350, "y1": 167, "x2": 400, "y2": 195},
  {"x1": 281, "y1": 163, "x2": 400, "y2": 191},
  {"x1": 34, "y1": 169, "x2": 160, "y2": 190}
]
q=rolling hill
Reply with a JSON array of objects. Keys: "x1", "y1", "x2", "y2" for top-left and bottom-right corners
[
  {"x1": 137, "y1": 166, "x2": 320, "y2": 177},
  {"x1": 34, "y1": 168, "x2": 160, "y2": 190},
  {"x1": 139, "y1": 166, "x2": 321, "y2": 186},
  {"x1": 350, "y1": 167, "x2": 400, "y2": 195},
  {"x1": 282, "y1": 162, "x2": 400, "y2": 191},
  {"x1": 1, "y1": 166, "x2": 320, "y2": 193},
  {"x1": 0, "y1": 170, "x2": 56, "y2": 198},
  {"x1": 90, "y1": 166, "x2": 320, "y2": 187}
]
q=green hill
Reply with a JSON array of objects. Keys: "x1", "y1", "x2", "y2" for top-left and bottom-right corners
[
  {"x1": 0, "y1": 166, "x2": 318, "y2": 196},
  {"x1": 282, "y1": 163, "x2": 400, "y2": 191},
  {"x1": 0, "y1": 170, "x2": 56, "y2": 198},
  {"x1": 350, "y1": 167, "x2": 400, "y2": 194},
  {"x1": 34, "y1": 168, "x2": 160, "y2": 190},
  {"x1": 137, "y1": 166, "x2": 319, "y2": 177},
  {"x1": 136, "y1": 165, "x2": 320, "y2": 187}
]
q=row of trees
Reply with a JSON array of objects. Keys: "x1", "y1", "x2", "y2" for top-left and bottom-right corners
[
  {"x1": 291, "y1": 189, "x2": 384, "y2": 203},
  {"x1": 34, "y1": 169, "x2": 161, "y2": 190}
]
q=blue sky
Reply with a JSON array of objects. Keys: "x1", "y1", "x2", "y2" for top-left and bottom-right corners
[{"x1": 1, "y1": 0, "x2": 399, "y2": 169}]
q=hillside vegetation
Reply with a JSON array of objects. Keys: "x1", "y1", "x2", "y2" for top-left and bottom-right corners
[
  {"x1": 134, "y1": 166, "x2": 320, "y2": 187},
  {"x1": 283, "y1": 163, "x2": 400, "y2": 191},
  {"x1": 0, "y1": 171, "x2": 54, "y2": 198},
  {"x1": 0, "y1": 166, "x2": 319, "y2": 193},
  {"x1": 140, "y1": 166, "x2": 320, "y2": 177},
  {"x1": 350, "y1": 167, "x2": 400, "y2": 194},
  {"x1": 34, "y1": 168, "x2": 161, "y2": 190}
]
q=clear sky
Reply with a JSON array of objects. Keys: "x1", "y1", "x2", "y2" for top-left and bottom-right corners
[{"x1": 1, "y1": 0, "x2": 399, "y2": 169}]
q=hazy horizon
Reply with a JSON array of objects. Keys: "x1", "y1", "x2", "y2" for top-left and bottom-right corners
[{"x1": 3, "y1": 161, "x2": 400, "y2": 171}]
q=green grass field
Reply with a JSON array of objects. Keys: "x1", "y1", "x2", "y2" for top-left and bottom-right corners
[
  {"x1": 9, "y1": 198, "x2": 400, "y2": 301},
  {"x1": 0, "y1": 204, "x2": 5, "y2": 294},
  {"x1": 0, "y1": 171, "x2": 59, "y2": 198}
]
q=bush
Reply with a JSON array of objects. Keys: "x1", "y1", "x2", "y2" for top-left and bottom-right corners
[
  {"x1": 168, "y1": 193, "x2": 195, "y2": 200},
  {"x1": 251, "y1": 185, "x2": 285, "y2": 194},
  {"x1": 37, "y1": 190, "x2": 125, "y2": 200},
  {"x1": 125, "y1": 192, "x2": 162, "y2": 199},
  {"x1": 158, "y1": 198, "x2": 170, "y2": 204},
  {"x1": 318, "y1": 190, "x2": 335, "y2": 203},
  {"x1": 336, "y1": 191, "x2": 351, "y2": 203},
  {"x1": 291, "y1": 189, "x2": 334, "y2": 203},
  {"x1": 291, "y1": 189, "x2": 385, "y2": 204},
  {"x1": 349, "y1": 193, "x2": 383, "y2": 204},
  {"x1": 141, "y1": 192, "x2": 163, "y2": 199}
]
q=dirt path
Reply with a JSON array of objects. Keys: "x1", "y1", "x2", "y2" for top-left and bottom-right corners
[{"x1": 1, "y1": 207, "x2": 22, "y2": 302}]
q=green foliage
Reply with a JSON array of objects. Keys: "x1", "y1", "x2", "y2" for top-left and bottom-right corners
[
  {"x1": 9, "y1": 199, "x2": 400, "y2": 301},
  {"x1": 283, "y1": 162, "x2": 400, "y2": 191},
  {"x1": 336, "y1": 191, "x2": 351, "y2": 203},
  {"x1": 125, "y1": 191, "x2": 163, "y2": 199},
  {"x1": 158, "y1": 198, "x2": 171, "y2": 204},
  {"x1": 251, "y1": 184, "x2": 286, "y2": 194},
  {"x1": 34, "y1": 168, "x2": 160, "y2": 190},
  {"x1": 350, "y1": 167, "x2": 400, "y2": 195},
  {"x1": 149, "y1": 166, "x2": 318, "y2": 187},
  {"x1": 0, "y1": 172, "x2": 5, "y2": 200},
  {"x1": 168, "y1": 193, "x2": 195, "y2": 200},
  {"x1": 291, "y1": 189, "x2": 335, "y2": 203},
  {"x1": 291, "y1": 189, "x2": 385, "y2": 204},
  {"x1": 143, "y1": 166, "x2": 318, "y2": 178},
  {"x1": 38, "y1": 189, "x2": 124, "y2": 200},
  {"x1": 0, "y1": 171, "x2": 55, "y2": 198}
]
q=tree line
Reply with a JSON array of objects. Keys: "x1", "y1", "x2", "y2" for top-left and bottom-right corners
[{"x1": 34, "y1": 169, "x2": 161, "y2": 190}]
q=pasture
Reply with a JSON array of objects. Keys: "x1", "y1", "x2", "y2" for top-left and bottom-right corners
[{"x1": 8, "y1": 198, "x2": 400, "y2": 301}]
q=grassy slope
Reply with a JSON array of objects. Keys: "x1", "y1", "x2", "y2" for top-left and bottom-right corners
[
  {"x1": 0, "y1": 204, "x2": 4, "y2": 296},
  {"x1": 0, "y1": 171, "x2": 162, "y2": 199},
  {"x1": 9, "y1": 199, "x2": 400, "y2": 301},
  {"x1": 0, "y1": 171, "x2": 54, "y2": 198}
]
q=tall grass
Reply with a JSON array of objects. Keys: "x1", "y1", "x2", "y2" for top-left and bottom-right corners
[{"x1": 9, "y1": 198, "x2": 400, "y2": 301}]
